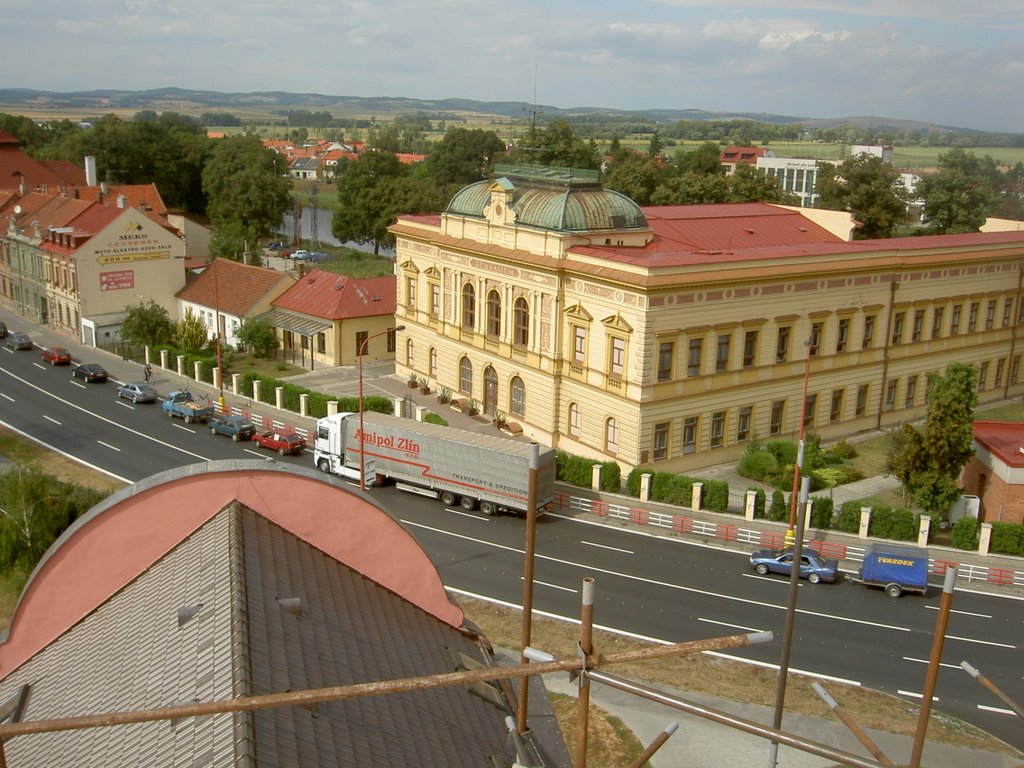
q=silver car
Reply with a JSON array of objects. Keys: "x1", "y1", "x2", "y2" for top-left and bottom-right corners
[
  {"x1": 116, "y1": 382, "x2": 158, "y2": 403},
  {"x1": 4, "y1": 332, "x2": 32, "y2": 350}
]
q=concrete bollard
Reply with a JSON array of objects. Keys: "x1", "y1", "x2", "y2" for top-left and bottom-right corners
[
  {"x1": 744, "y1": 490, "x2": 757, "y2": 521},
  {"x1": 859, "y1": 507, "x2": 872, "y2": 539},
  {"x1": 176, "y1": 354, "x2": 185, "y2": 377},
  {"x1": 591, "y1": 464, "x2": 601, "y2": 492},
  {"x1": 917, "y1": 515, "x2": 931, "y2": 548},
  {"x1": 275, "y1": 386, "x2": 284, "y2": 410},
  {"x1": 252, "y1": 380, "x2": 261, "y2": 403},
  {"x1": 691, "y1": 482, "x2": 703, "y2": 513},
  {"x1": 327, "y1": 400, "x2": 338, "y2": 416},
  {"x1": 640, "y1": 473, "x2": 652, "y2": 503},
  {"x1": 160, "y1": 349, "x2": 169, "y2": 370},
  {"x1": 193, "y1": 361, "x2": 202, "y2": 381},
  {"x1": 299, "y1": 393, "x2": 308, "y2": 418},
  {"x1": 979, "y1": 522, "x2": 992, "y2": 556},
  {"x1": 231, "y1": 372, "x2": 240, "y2": 396}
]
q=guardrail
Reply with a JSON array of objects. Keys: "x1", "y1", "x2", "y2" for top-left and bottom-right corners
[{"x1": 555, "y1": 491, "x2": 1024, "y2": 591}]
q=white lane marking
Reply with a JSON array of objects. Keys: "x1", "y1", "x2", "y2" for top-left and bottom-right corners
[
  {"x1": 115, "y1": 400, "x2": 136, "y2": 409},
  {"x1": 69, "y1": 380, "x2": 86, "y2": 389},
  {"x1": 977, "y1": 705, "x2": 1016, "y2": 715},
  {"x1": 707, "y1": 651, "x2": 861, "y2": 686},
  {"x1": 404, "y1": 520, "x2": 910, "y2": 632},
  {"x1": 0, "y1": 393, "x2": 13, "y2": 402},
  {"x1": 945, "y1": 634, "x2": 1015, "y2": 649},
  {"x1": 581, "y1": 540, "x2": 634, "y2": 554},
  {"x1": 925, "y1": 605, "x2": 992, "y2": 618},
  {"x1": 43, "y1": 414, "x2": 61, "y2": 425},
  {"x1": 898, "y1": 690, "x2": 939, "y2": 701},
  {"x1": 902, "y1": 656, "x2": 961, "y2": 670},
  {"x1": 521, "y1": 576, "x2": 577, "y2": 593},
  {"x1": 699, "y1": 617, "x2": 763, "y2": 633},
  {"x1": 171, "y1": 423, "x2": 198, "y2": 433},
  {"x1": 97, "y1": 441, "x2": 121, "y2": 452},
  {"x1": 743, "y1": 573, "x2": 803, "y2": 586},
  {"x1": 242, "y1": 448, "x2": 266, "y2": 458},
  {"x1": 450, "y1": 509, "x2": 491, "y2": 521}
]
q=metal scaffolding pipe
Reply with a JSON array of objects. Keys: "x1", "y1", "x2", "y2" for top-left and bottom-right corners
[
  {"x1": 961, "y1": 661, "x2": 1024, "y2": 719},
  {"x1": 910, "y1": 566, "x2": 957, "y2": 768},
  {"x1": 575, "y1": 577, "x2": 596, "y2": 768},
  {"x1": 812, "y1": 682, "x2": 896, "y2": 768},
  {"x1": 627, "y1": 721, "x2": 679, "y2": 768}
]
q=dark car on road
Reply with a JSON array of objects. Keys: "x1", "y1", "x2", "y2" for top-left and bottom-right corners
[
  {"x1": 116, "y1": 382, "x2": 158, "y2": 403},
  {"x1": 71, "y1": 363, "x2": 108, "y2": 383},
  {"x1": 252, "y1": 430, "x2": 307, "y2": 456},
  {"x1": 0, "y1": 321, "x2": 7, "y2": 338},
  {"x1": 41, "y1": 346, "x2": 72, "y2": 365},
  {"x1": 4, "y1": 332, "x2": 32, "y2": 351},
  {"x1": 209, "y1": 414, "x2": 256, "y2": 442},
  {"x1": 749, "y1": 548, "x2": 839, "y2": 584}
]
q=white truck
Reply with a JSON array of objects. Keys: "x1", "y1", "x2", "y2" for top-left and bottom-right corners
[{"x1": 314, "y1": 412, "x2": 557, "y2": 516}]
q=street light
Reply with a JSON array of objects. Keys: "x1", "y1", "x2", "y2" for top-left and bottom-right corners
[
  {"x1": 359, "y1": 325, "x2": 404, "y2": 491},
  {"x1": 786, "y1": 337, "x2": 815, "y2": 545},
  {"x1": 208, "y1": 258, "x2": 225, "y2": 412}
]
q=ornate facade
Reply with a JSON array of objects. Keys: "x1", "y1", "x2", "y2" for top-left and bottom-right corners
[{"x1": 390, "y1": 165, "x2": 1024, "y2": 474}]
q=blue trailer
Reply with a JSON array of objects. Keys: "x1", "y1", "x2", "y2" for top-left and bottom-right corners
[{"x1": 853, "y1": 543, "x2": 930, "y2": 597}]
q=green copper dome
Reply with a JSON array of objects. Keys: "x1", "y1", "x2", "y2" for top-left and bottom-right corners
[{"x1": 446, "y1": 165, "x2": 648, "y2": 233}]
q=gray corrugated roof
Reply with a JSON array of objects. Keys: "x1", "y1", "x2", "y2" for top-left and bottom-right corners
[{"x1": 259, "y1": 308, "x2": 331, "y2": 337}]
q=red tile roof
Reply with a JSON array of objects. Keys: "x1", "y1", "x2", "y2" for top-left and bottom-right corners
[
  {"x1": 273, "y1": 270, "x2": 396, "y2": 320},
  {"x1": 70, "y1": 183, "x2": 168, "y2": 216},
  {"x1": 176, "y1": 258, "x2": 296, "y2": 316},
  {"x1": 0, "y1": 129, "x2": 86, "y2": 191},
  {"x1": 974, "y1": 421, "x2": 1024, "y2": 469}
]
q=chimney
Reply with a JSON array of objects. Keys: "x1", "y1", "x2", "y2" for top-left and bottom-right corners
[{"x1": 85, "y1": 155, "x2": 97, "y2": 187}]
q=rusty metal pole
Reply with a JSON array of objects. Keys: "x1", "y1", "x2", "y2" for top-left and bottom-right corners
[
  {"x1": 768, "y1": 474, "x2": 810, "y2": 768},
  {"x1": 909, "y1": 566, "x2": 957, "y2": 768},
  {"x1": 786, "y1": 337, "x2": 814, "y2": 545},
  {"x1": 574, "y1": 577, "x2": 595, "y2": 768},
  {"x1": 627, "y1": 722, "x2": 679, "y2": 768},
  {"x1": 961, "y1": 661, "x2": 1024, "y2": 719},
  {"x1": 812, "y1": 682, "x2": 896, "y2": 768},
  {"x1": 516, "y1": 443, "x2": 541, "y2": 734}
]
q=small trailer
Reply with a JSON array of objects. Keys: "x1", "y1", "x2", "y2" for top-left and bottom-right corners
[{"x1": 851, "y1": 543, "x2": 930, "y2": 597}]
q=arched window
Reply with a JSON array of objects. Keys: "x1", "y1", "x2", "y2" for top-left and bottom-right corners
[
  {"x1": 459, "y1": 356, "x2": 473, "y2": 394},
  {"x1": 487, "y1": 289, "x2": 501, "y2": 337},
  {"x1": 605, "y1": 417, "x2": 618, "y2": 455},
  {"x1": 406, "y1": 338, "x2": 415, "y2": 366},
  {"x1": 429, "y1": 347, "x2": 437, "y2": 376},
  {"x1": 510, "y1": 376, "x2": 525, "y2": 417},
  {"x1": 462, "y1": 283, "x2": 476, "y2": 329},
  {"x1": 513, "y1": 297, "x2": 529, "y2": 346},
  {"x1": 569, "y1": 403, "x2": 581, "y2": 438}
]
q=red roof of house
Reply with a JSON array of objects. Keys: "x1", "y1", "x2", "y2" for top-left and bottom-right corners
[
  {"x1": 273, "y1": 271, "x2": 397, "y2": 320},
  {"x1": 70, "y1": 183, "x2": 168, "y2": 216},
  {"x1": 0, "y1": 129, "x2": 86, "y2": 191},
  {"x1": 176, "y1": 258, "x2": 296, "y2": 316},
  {"x1": 719, "y1": 146, "x2": 770, "y2": 163},
  {"x1": 973, "y1": 421, "x2": 1024, "y2": 469}
]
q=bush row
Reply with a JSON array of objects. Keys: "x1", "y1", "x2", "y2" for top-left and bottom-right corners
[{"x1": 949, "y1": 517, "x2": 1024, "y2": 554}]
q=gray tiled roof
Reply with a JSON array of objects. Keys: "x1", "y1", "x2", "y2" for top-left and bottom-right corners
[{"x1": 0, "y1": 500, "x2": 528, "y2": 766}]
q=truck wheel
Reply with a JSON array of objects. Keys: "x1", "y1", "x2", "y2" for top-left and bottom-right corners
[
  {"x1": 210, "y1": 427, "x2": 217, "y2": 435},
  {"x1": 480, "y1": 501, "x2": 497, "y2": 516},
  {"x1": 885, "y1": 583, "x2": 903, "y2": 598},
  {"x1": 440, "y1": 491, "x2": 456, "y2": 506},
  {"x1": 459, "y1": 496, "x2": 476, "y2": 511},
  {"x1": 232, "y1": 433, "x2": 240, "y2": 442},
  {"x1": 184, "y1": 415, "x2": 193, "y2": 424},
  {"x1": 317, "y1": 459, "x2": 330, "y2": 473},
  {"x1": 808, "y1": 573, "x2": 821, "y2": 584},
  {"x1": 755, "y1": 563, "x2": 769, "y2": 575}
]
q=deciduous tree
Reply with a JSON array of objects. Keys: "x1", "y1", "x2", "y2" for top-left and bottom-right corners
[
  {"x1": 916, "y1": 148, "x2": 999, "y2": 233},
  {"x1": 120, "y1": 300, "x2": 175, "y2": 347},
  {"x1": 815, "y1": 154, "x2": 908, "y2": 239}
]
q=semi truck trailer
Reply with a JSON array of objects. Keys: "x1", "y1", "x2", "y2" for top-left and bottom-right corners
[{"x1": 314, "y1": 412, "x2": 556, "y2": 516}]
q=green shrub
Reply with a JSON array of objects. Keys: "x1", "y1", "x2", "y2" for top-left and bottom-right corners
[
  {"x1": 703, "y1": 479, "x2": 730, "y2": 513},
  {"x1": 835, "y1": 500, "x2": 866, "y2": 534},
  {"x1": 422, "y1": 412, "x2": 448, "y2": 426},
  {"x1": 749, "y1": 488, "x2": 766, "y2": 519},
  {"x1": 767, "y1": 489, "x2": 788, "y2": 522},
  {"x1": 826, "y1": 440, "x2": 858, "y2": 461},
  {"x1": 625, "y1": 467, "x2": 644, "y2": 497},
  {"x1": 764, "y1": 439, "x2": 797, "y2": 467},
  {"x1": 808, "y1": 497, "x2": 834, "y2": 529},
  {"x1": 868, "y1": 506, "x2": 917, "y2": 541},
  {"x1": 599, "y1": 462, "x2": 621, "y2": 493},
  {"x1": 558, "y1": 454, "x2": 600, "y2": 488},
  {"x1": 989, "y1": 522, "x2": 1024, "y2": 555},
  {"x1": 737, "y1": 448, "x2": 778, "y2": 481},
  {"x1": 951, "y1": 516, "x2": 980, "y2": 550},
  {"x1": 650, "y1": 472, "x2": 696, "y2": 506}
]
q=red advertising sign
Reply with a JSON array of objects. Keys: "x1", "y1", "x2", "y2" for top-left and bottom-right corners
[{"x1": 99, "y1": 270, "x2": 136, "y2": 291}]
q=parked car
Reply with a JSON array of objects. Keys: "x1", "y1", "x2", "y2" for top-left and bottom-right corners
[
  {"x1": 40, "y1": 346, "x2": 72, "y2": 365},
  {"x1": 266, "y1": 241, "x2": 285, "y2": 251},
  {"x1": 252, "y1": 430, "x2": 307, "y2": 456},
  {"x1": 309, "y1": 251, "x2": 331, "y2": 263},
  {"x1": 209, "y1": 414, "x2": 256, "y2": 442},
  {"x1": 116, "y1": 382, "x2": 158, "y2": 403},
  {"x1": 290, "y1": 249, "x2": 312, "y2": 261},
  {"x1": 4, "y1": 332, "x2": 32, "y2": 351},
  {"x1": 749, "y1": 548, "x2": 839, "y2": 584},
  {"x1": 71, "y1": 363, "x2": 108, "y2": 383},
  {"x1": 0, "y1": 321, "x2": 7, "y2": 339},
  {"x1": 279, "y1": 249, "x2": 292, "y2": 259}
]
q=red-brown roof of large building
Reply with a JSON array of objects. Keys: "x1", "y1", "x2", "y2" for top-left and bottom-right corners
[
  {"x1": 0, "y1": 129, "x2": 86, "y2": 191},
  {"x1": 273, "y1": 270, "x2": 397, "y2": 320}
]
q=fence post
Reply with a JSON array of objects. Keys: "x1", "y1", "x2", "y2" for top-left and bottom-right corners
[
  {"x1": 275, "y1": 386, "x2": 284, "y2": 410},
  {"x1": 144, "y1": 345, "x2": 151, "y2": 365},
  {"x1": 917, "y1": 515, "x2": 931, "y2": 547},
  {"x1": 327, "y1": 400, "x2": 338, "y2": 417},
  {"x1": 978, "y1": 523, "x2": 993, "y2": 556},
  {"x1": 591, "y1": 464, "x2": 601, "y2": 492},
  {"x1": 176, "y1": 354, "x2": 185, "y2": 377},
  {"x1": 299, "y1": 393, "x2": 309, "y2": 418},
  {"x1": 859, "y1": 507, "x2": 872, "y2": 539},
  {"x1": 691, "y1": 482, "x2": 702, "y2": 513},
  {"x1": 252, "y1": 379, "x2": 261, "y2": 403},
  {"x1": 160, "y1": 349, "x2": 169, "y2": 370},
  {"x1": 744, "y1": 490, "x2": 757, "y2": 521},
  {"x1": 639, "y1": 473, "x2": 652, "y2": 503},
  {"x1": 231, "y1": 372, "x2": 240, "y2": 396},
  {"x1": 192, "y1": 360, "x2": 202, "y2": 381}
]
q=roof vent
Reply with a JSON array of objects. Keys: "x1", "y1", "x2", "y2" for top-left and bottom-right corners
[
  {"x1": 277, "y1": 596, "x2": 302, "y2": 616},
  {"x1": 177, "y1": 603, "x2": 203, "y2": 628}
]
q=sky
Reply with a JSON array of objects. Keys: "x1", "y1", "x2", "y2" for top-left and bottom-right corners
[{"x1": 5, "y1": 1, "x2": 1024, "y2": 133}]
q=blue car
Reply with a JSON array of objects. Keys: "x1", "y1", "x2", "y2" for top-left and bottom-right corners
[
  {"x1": 749, "y1": 548, "x2": 839, "y2": 583},
  {"x1": 209, "y1": 414, "x2": 256, "y2": 442}
]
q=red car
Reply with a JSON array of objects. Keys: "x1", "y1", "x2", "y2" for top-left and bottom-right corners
[
  {"x1": 41, "y1": 346, "x2": 72, "y2": 365},
  {"x1": 252, "y1": 430, "x2": 307, "y2": 456}
]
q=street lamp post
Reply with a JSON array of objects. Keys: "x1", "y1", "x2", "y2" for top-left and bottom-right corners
[
  {"x1": 359, "y1": 325, "x2": 404, "y2": 491},
  {"x1": 211, "y1": 259, "x2": 224, "y2": 412},
  {"x1": 786, "y1": 337, "x2": 815, "y2": 545}
]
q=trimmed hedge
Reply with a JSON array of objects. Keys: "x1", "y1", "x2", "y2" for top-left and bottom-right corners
[
  {"x1": 749, "y1": 488, "x2": 766, "y2": 519},
  {"x1": 767, "y1": 489, "x2": 788, "y2": 522},
  {"x1": 808, "y1": 497, "x2": 834, "y2": 530},
  {"x1": 835, "y1": 501, "x2": 865, "y2": 534},
  {"x1": 989, "y1": 522, "x2": 1024, "y2": 555},
  {"x1": 951, "y1": 516, "x2": 980, "y2": 550}
]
